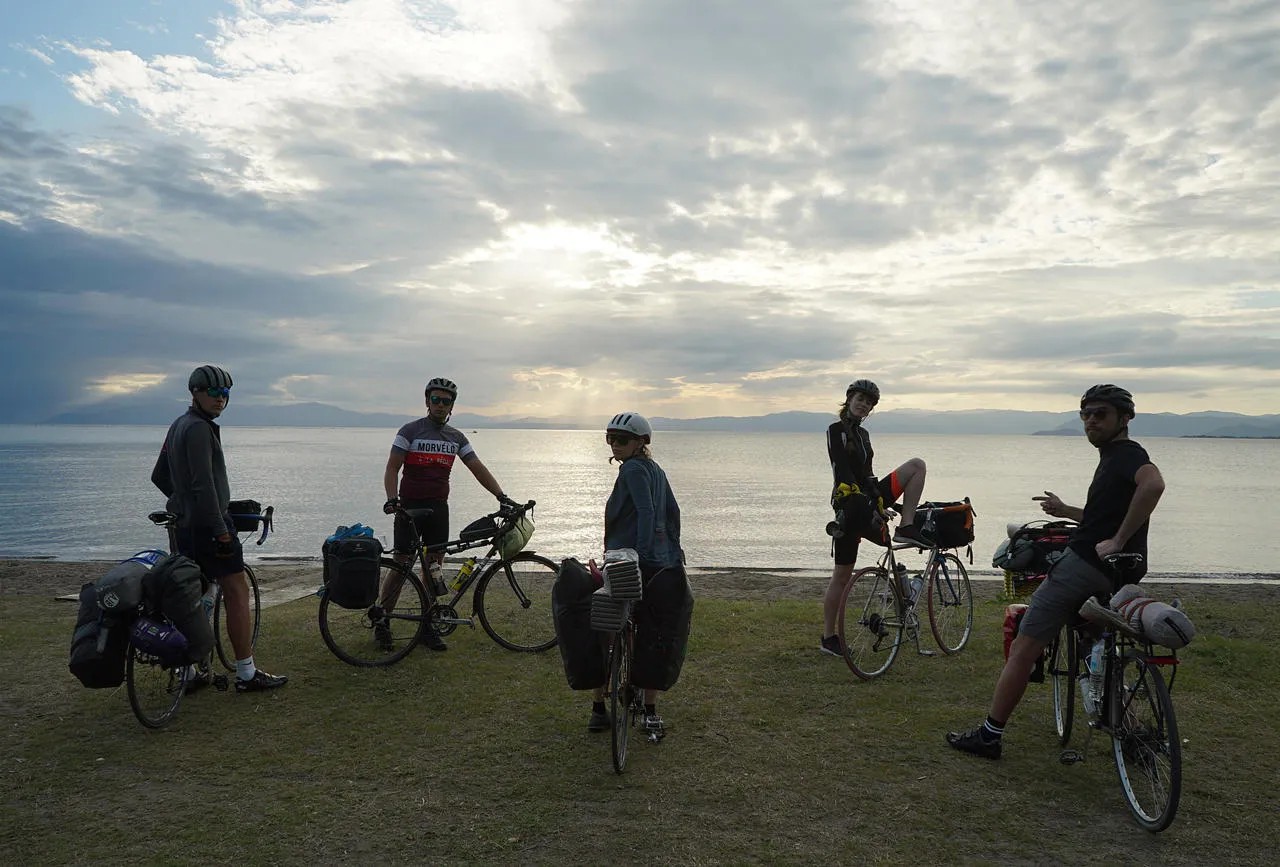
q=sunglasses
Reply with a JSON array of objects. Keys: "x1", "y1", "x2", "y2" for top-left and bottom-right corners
[
  {"x1": 1079, "y1": 407, "x2": 1112, "y2": 421},
  {"x1": 203, "y1": 387, "x2": 230, "y2": 399},
  {"x1": 429, "y1": 395, "x2": 454, "y2": 406},
  {"x1": 606, "y1": 433, "x2": 635, "y2": 446}
]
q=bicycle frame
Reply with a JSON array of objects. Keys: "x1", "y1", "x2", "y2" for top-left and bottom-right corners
[{"x1": 392, "y1": 502, "x2": 538, "y2": 630}]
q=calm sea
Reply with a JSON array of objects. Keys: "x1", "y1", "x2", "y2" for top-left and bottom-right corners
[{"x1": 0, "y1": 425, "x2": 1275, "y2": 575}]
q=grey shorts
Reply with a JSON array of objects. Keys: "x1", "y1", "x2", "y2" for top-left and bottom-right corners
[{"x1": 1017, "y1": 549, "x2": 1113, "y2": 643}]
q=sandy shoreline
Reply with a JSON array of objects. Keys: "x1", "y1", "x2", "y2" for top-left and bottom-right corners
[{"x1": 4, "y1": 558, "x2": 1278, "y2": 606}]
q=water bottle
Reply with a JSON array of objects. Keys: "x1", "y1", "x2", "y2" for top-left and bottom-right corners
[
  {"x1": 1078, "y1": 675, "x2": 1096, "y2": 716},
  {"x1": 201, "y1": 587, "x2": 217, "y2": 620},
  {"x1": 1088, "y1": 639, "x2": 1105, "y2": 709},
  {"x1": 909, "y1": 575, "x2": 924, "y2": 603},
  {"x1": 894, "y1": 563, "x2": 908, "y2": 596},
  {"x1": 426, "y1": 562, "x2": 448, "y2": 597},
  {"x1": 449, "y1": 557, "x2": 477, "y2": 592}
]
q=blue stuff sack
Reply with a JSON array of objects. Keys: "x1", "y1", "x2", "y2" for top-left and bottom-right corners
[{"x1": 129, "y1": 616, "x2": 190, "y2": 667}]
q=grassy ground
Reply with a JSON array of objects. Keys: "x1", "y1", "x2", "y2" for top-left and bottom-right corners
[{"x1": 2, "y1": 584, "x2": 1276, "y2": 866}]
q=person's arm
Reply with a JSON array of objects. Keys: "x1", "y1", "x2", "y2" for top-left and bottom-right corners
[
  {"x1": 383, "y1": 450, "x2": 405, "y2": 510},
  {"x1": 462, "y1": 455, "x2": 510, "y2": 502},
  {"x1": 181, "y1": 423, "x2": 226, "y2": 536},
  {"x1": 1096, "y1": 464, "x2": 1165, "y2": 557},
  {"x1": 1032, "y1": 491, "x2": 1084, "y2": 522},
  {"x1": 621, "y1": 463, "x2": 657, "y2": 563},
  {"x1": 151, "y1": 447, "x2": 174, "y2": 497}
]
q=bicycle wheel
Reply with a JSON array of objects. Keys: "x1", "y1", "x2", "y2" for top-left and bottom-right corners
[
  {"x1": 126, "y1": 644, "x2": 189, "y2": 729},
  {"x1": 319, "y1": 561, "x2": 428, "y2": 667},
  {"x1": 213, "y1": 564, "x2": 261, "y2": 671},
  {"x1": 1111, "y1": 652, "x2": 1182, "y2": 832},
  {"x1": 610, "y1": 625, "x2": 634, "y2": 774},
  {"x1": 926, "y1": 553, "x2": 973, "y2": 654},
  {"x1": 475, "y1": 552, "x2": 559, "y2": 652},
  {"x1": 1049, "y1": 626, "x2": 1077, "y2": 746},
  {"x1": 837, "y1": 567, "x2": 903, "y2": 680}
]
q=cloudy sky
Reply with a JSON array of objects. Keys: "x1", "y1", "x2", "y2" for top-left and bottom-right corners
[{"x1": 2, "y1": 0, "x2": 1278, "y2": 423}]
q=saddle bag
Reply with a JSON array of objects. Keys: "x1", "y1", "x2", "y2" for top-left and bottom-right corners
[
  {"x1": 630, "y1": 567, "x2": 695, "y2": 692},
  {"x1": 143, "y1": 554, "x2": 215, "y2": 664},
  {"x1": 553, "y1": 558, "x2": 608, "y2": 689},
  {"x1": 68, "y1": 582, "x2": 130, "y2": 688},
  {"x1": 323, "y1": 534, "x2": 384, "y2": 610}
]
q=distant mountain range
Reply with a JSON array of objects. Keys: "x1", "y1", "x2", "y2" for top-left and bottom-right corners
[{"x1": 36, "y1": 399, "x2": 1280, "y2": 437}]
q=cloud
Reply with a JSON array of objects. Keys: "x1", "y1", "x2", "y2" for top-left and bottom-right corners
[{"x1": 1, "y1": 0, "x2": 1277, "y2": 419}]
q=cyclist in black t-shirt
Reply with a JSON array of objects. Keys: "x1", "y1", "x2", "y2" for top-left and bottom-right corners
[{"x1": 947, "y1": 384, "x2": 1165, "y2": 759}]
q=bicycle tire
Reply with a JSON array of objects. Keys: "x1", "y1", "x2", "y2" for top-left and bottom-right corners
[
  {"x1": 837, "y1": 567, "x2": 904, "y2": 680},
  {"x1": 1049, "y1": 626, "x2": 1077, "y2": 746},
  {"x1": 319, "y1": 560, "x2": 428, "y2": 667},
  {"x1": 926, "y1": 553, "x2": 973, "y2": 654},
  {"x1": 126, "y1": 643, "x2": 188, "y2": 729},
  {"x1": 1111, "y1": 652, "x2": 1182, "y2": 832},
  {"x1": 213, "y1": 564, "x2": 261, "y2": 672},
  {"x1": 475, "y1": 552, "x2": 559, "y2": 652},
  {"x1": 610, "y1": 624, "x2": 634, "y2": 774}
]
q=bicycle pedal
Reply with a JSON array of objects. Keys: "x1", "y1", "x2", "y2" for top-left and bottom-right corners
[
  {"x1": 213, "y1": 674, "x2": 230, "y2": 692},
  {"x1": 1059, "y1": 749, "x2": 1084, "y2": 765}
]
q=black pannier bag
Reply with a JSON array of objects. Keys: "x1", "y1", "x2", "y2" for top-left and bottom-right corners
[
  {"x1": 68, "y1": 583, "x2": 130, "y2": 688},
  {"x1": 917, "y1": 499, "x2": 976, "y2": 549},
  {"x1": 553, "y1": 558, "x2": 608, "y2": 689},
  {"x1": 143, "y1": 554, "x2": 215, "y2": 664},
  {"x1": 323, "y1": 535, "x2": 384, "y2": 609},
  {"x1": 631, "y1": 567, "x2": 695, "y2": 691},
  {"x1": 228, "y1": 499, "x2": 264, "y2": 532}
]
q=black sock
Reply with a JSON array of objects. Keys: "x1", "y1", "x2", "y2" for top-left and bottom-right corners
[
  {"x1": 592, "y1": 701, "x2": 606, "y2": 714},
  {"x1": 644, "y1": 703, "x2": 656, "y2": 716},
  {"x1": 982, "y1": 716, "x2": 1005, "y2": 742}
]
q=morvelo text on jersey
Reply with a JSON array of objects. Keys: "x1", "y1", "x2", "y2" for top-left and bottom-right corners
[{"x1": 392, "y1": 417, "x2": 476, "y2": 500}]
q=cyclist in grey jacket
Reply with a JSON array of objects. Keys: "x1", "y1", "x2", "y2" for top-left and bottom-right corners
[{"x1": 151, "y1": 365, "x2": 287, "y2": 694}]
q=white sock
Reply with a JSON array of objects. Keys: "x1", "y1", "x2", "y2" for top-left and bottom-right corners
[{"x1": 236, "y1": 656, "x2": 256, "y2": 681}]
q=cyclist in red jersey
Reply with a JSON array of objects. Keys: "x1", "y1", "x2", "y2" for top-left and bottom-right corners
[{"x1": 381, "y1": 377, "x2": 517, "y2": 651}]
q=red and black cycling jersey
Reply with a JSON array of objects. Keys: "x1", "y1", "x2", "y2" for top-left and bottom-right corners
[{"x1": 391, "y1": 416, "x2": 476, "y2": 500}]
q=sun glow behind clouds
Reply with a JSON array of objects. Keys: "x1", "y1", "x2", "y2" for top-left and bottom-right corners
[{"x1": 89, "y1": 373, "x2": 167, "y2": 395}]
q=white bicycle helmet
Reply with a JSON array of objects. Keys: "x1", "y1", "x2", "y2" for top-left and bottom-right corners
[{"x1": 607, "y1": 412, "x2": 652, "y2": 443}]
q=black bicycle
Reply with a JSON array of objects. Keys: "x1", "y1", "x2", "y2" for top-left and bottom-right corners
[
  {"x1": 126, "y1": 505, "x2": 273, "y2": 728},
  {"x1": 318, "y1": 500, "x2": 558, "y2": 667},
  {"x1": 1047, "y1": 553, "x2": 1183, "y2": 832}
]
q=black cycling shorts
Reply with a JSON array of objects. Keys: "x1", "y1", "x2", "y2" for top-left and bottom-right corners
[
  {"x1": 175, "y1": 513, "x2": 245, "y2": 580},
  {"x1": 831, "y1": 474, "x2": 901, "y2": 566},
  {"x1": 394, "y1": 498, "x2": 449, "y2": 554}
]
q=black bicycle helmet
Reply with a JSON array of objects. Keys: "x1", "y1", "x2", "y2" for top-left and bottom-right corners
[
  {"x1": 425, "y1": 377, "x2": 458, "y2": 399},
  {"x1": 1080, "y1": 383, "x2": 1135, "y2": 417},
  {"x1": 188, "y1": 365, "x2": 233, "y2": 391},
  {"x1": 846, "y1": 379, "x2": 880, "y2": 404}
]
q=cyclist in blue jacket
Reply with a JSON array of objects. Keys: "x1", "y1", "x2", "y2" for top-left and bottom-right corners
[{"x1": 587, "y1": 412, "x2": 688, "y2": 735}]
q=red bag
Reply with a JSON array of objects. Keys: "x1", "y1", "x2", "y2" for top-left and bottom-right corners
[{"x1": 1003, "y1": 604, "x2": 1028, "y2": 660}]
